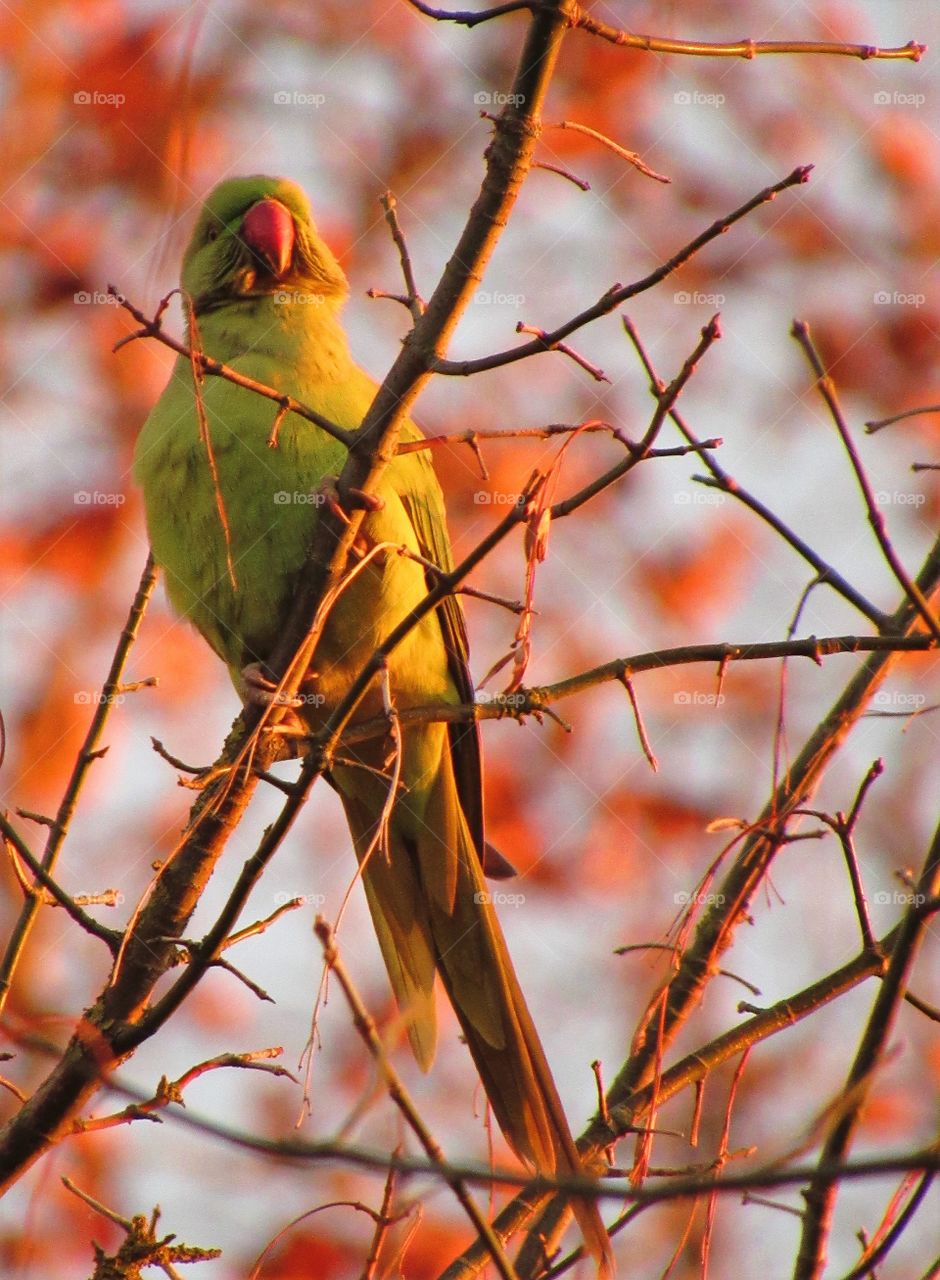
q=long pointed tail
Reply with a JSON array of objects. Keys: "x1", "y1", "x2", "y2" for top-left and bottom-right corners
[
  {"x1": 414, "y1": 744, "x2": 613, "y2": 1275},
  {"x1": 335, "y1": 729, "x2": 612, "y2": 1274}
]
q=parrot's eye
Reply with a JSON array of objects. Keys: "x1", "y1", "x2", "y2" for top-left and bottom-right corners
[{"x1": 206, "y1": 224, "x2": 221, "y2": 243}]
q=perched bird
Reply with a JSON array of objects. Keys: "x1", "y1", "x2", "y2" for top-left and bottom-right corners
[{"x1": 134, "y1": 175, "x2": 610, "y2": 1270}]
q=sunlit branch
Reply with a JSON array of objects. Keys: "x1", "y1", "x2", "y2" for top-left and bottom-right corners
[
  {"x1": 794, "y1": 818, "x2": 940, "y2": 1278},
  {"x1": 866, "y1": 403, "x2": 940, "y2": 433},
  {"x1": 622, "y1": 316, "x2": 890, "y2": 631},
  {"x1": 549, "y1": 120, "x2": 670, "y2": 183},
  {"x1": 432, "y1": 167, "x2": 811, "y2": 376},
  {"x1": 112, "y1": 290, "x2": 356, "y2": 449},
  {"x1": 408, "y1": 0, "x2": 926, "y2": 62},
  {"x1": 792, "y1": 321, "x2": 940, "y2": 644},
  {"x1": 0, "y1": 554, "x2": 156, "y2": 1009},
  {"x1": 575, "y1": 15, "x2": 925, "y2": 62}
]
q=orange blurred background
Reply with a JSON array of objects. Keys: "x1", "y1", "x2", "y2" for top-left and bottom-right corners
[{"x1": 1, "y1": 1, "x2": 939, "y2": 1276}]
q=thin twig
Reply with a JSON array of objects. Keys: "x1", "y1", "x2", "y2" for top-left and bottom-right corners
[
  {"x1": 837, "y1": 1172, "x2": 934, "y2": 1280},
  {"x1": 0, "y1": 555, "x2": 156, "y2": 1010},
  {"x1": 62, "y1": 1180, "x2": 220, "y2": 1269},
  {"x1": 433, "y1": 168, "x2": 811, "y2": 377},
  {"x1": 618, "y1": 673, "x2": 658, "y2": 771},
  {"x1": 532, "y1": 160, "x2": 590, "y2": 191},
  {"x1": 515, "y1": 322, "x2": 608, "y2": 380},
  {"x1": 702, "y1": 1049, "x2": 752, "y2": 1274},
  {"x1": 573, "y1": 15, "x2": 925, "y2": 61},
  {"x1": 73, "y1": 1049, "x2": 294, "y2": 1134},
  {"x1": 408, "y1": 0, "x2": 534, "y2": 25},
  {"x1": 397, "y1": 420, "x2": 720, "y2": 456},
  {"x1": 794, "y1": 818, "x2": 940, "y2": 1279},
  {"x1": 328, "y1": 632, "x2": 937, "y2": 749},
  {"x1": 0, "y1": 811, "x2": 119, "y2": 948},
  {"x1": 551, "y1": 120, "x2": 670, "y2": 183},
  {"x1": 378, "y1": 191, "x2": 425, "y2": 319},
  {"x1": 623, "y1": 318, "x2": 889, "y2": 631},
  {"x1": 111, "y1": 290, "x2": 356, "y2": 449},
  {"x1": 15, "y1": 1004, "x2": 940, "y2": 1210},
  {"x1": 866, "y1": 404, "x2": 940, "y2": 433},
  {"x1": 221, "y1": 898, "x2": 308, "y2": 949},
  {"x1": 791, "y1": 321, "x2": 940, "y2": 644},
  {"x1": 361, "y1": 1159, "x2": 403, "y2": 1280},
  {"x1": 5, "y1": 842, "x2": 123, "y2": 912},
  {"x1": 798, "y1": 764, "x2": 884, "y2": 952},
  {"x1": 410, "y1": 0, "x2": 925, "y2": 60}
]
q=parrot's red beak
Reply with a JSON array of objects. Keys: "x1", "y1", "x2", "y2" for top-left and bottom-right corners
[{"x1": 241, "y1": 198, "x2": 295, "y2": 279}]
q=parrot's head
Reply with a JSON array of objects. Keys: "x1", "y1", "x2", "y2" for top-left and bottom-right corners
[{"x1": 181, "y1": 175, "x2": 349, "y2": 314}]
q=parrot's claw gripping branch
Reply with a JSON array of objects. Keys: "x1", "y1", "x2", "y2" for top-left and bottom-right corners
[
  {"x1": 240, "y1": 661, "x2": 306, "y2": 709},
  {"x1": 341, "y1": 484, "x2": 386, "y2": 513}
]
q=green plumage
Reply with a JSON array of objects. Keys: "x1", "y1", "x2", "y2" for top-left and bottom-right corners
[{"x1": 134, "y1": 178, "x2": 611, "y2": 1268}]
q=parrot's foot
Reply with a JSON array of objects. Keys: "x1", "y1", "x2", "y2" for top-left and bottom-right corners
[
  {"x1": 343, "y1": 484, "x2": 384, "y2": 513},
  {"x1": 260, "y1": 722, "x2": 307, "y2": 761},
  {"x1": 240, "y1": 663, "x2": 322, "y2": 748},
  {"x1": 240, "y1": 661, "x2": 306, "y2": 708},
  {"x1": 318, "y1": 475, "x2": 385, "y2": 522}
]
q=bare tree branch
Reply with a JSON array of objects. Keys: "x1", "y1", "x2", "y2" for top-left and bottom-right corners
[
  {"x1": 409, "y1": 1, "x2": 925, "y2": 60},
  {"x1": 432, "y1": 168, "x2": 811, "y2": 376},
  {"x1": 794, "y1": 818, "x2": 940, "y2": 1279},
  {"x1": 0, "y1": 554, "x2": 156, "y2": 1010}
]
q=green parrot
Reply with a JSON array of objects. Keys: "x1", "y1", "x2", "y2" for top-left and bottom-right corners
[{"x1": 134, "y1": 175, "x2": 610, "y2": 1270}]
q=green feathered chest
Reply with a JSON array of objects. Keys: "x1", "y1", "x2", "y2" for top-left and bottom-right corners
[
  {"x1": 133, "y1": 302, "x2": 458, "y2": 718},
  {"x1": 133, "y1": 309, "x2": 364, "y2": 669}
]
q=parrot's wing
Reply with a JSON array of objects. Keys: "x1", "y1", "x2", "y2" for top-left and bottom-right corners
[{"x1": 397, "y1": 453, "x2": 486, "y2": 859}]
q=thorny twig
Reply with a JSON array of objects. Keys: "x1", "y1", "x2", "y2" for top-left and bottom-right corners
[
  {"x1": 792, "y1": 321, "x2": 940, "y2": 644},
  {"x1": 0, "y1": 555, "x2": 157, "y2": 1011},
  {"x1": 433, "y1": 168, "x2": 811, "y2": 377}
]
